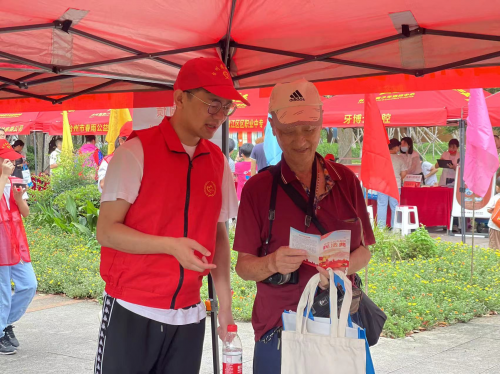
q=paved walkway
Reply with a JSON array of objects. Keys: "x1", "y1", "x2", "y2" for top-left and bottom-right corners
[{"x1": 3, "y1": 293, "x2": 500, "y2": 373}]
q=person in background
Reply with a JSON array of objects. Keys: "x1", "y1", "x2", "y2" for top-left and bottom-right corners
[
  {"x1": 487, "y1": 176, "x2": 500, "y2": 250},
  {"x1": 0, "y1": 140, "x2": 37, "y2": 355},
  {"x1": 235, "y1": 143, "x2": 255, "y2": 201},
  {"x1": 11, "y1": 140, "x2": 25, "y2": 179},
  {"x1": 495, "y1": 135, "x2": 500, "y2": 154},
  {"x1": 0, "y1": 128, "x2": 5, "y2": 140},
  {"x1": 97, "y1": 123, "x2": 133, "y2": 193},
  {"x1": 228, "y1": 138, "x2": 236, "y2": 173},
  {"x1": 400, "y1": 137, "x2": 422, "y2": 181},
  {"x1": 78, "y1": 135, "x2": 103, "y2": 171},
  {"x1": 421, "y1": 155, "x2": 438, "y2": 186},
  {"x1": 49, "y1": 138, "x2": 62, "y2": 174},
  {"x1": 436, "y1": 139, "x2": 460, "y2": 186},
  {"x1": 250, "y1": 136, "x2": 267, "y2": 172},
  {"x1": 377, "y1": 138, "x2": 407, "y2": 228}
]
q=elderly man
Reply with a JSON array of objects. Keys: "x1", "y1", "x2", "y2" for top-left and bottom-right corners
[{"x1": 233, "y1": 79, "x2": 375, "y2": 373}]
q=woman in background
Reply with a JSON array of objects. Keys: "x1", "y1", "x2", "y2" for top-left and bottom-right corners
[
  {"x1": 436, "y1": 139, "x2": 460, "y2": 186},
  {"x1": 400, "y1": 137, "x2": 423, "y2": 182}
]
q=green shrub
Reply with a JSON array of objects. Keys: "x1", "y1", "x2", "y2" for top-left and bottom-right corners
[
  {"x1": 53, "y1": 184, "x2": 101, "y2": 211},
  {"x1": 316, "y1": 143, "x2": 338, "y2": 157},
  {"x1": 50, "y1": 152, "x2": 97, "y2": 196},
  {"x1": 26, "y1": 223, "x2": 104, "y2": 299},
  {"x1": 371, "y1": 226, "x2": 438, "y2": 261}
]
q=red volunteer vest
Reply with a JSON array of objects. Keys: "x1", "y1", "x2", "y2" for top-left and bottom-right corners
[
  {"x1": 0, "y1": 177, "x2": 30, "y2": 266},
  {"x1": 100, "y1": 118, "x2": 224, "y2": 309}
]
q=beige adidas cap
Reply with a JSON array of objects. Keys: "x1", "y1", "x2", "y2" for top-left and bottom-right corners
[{"x1": 268, "y1": 79, "x2": 323, "y2": 125}]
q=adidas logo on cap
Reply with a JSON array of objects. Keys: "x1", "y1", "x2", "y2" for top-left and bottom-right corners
[{"x1": 289, "y1": 90, "x2": 305, "y2": 102}]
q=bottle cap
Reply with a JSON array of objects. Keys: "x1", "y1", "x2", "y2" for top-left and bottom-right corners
[{"x1": 227, "y1": 324, "x2": 237, "y2": 332}]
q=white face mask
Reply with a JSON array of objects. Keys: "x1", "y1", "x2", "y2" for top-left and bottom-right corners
[{"x1": 400, "y1": 146, "x2": 408, "y2": 153}]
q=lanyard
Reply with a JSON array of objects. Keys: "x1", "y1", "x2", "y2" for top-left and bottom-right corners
[{"x1": 305, "y1": 157, "x2": 318, "y2": 228}]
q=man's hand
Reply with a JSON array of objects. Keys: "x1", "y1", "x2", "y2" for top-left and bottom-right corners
[
  {"x1": 2, "y1": 159, "x2": 14, "y2": 176},
  {"x1": 488, "y1": 208, "x2": 494, "y2": 213},
  {"x1": 13, "y1": 186, "x2": 26, "y2": 202},
  {"x1": 269, "y1": 247, "x2": 308, "y2": 275},
  {"x1": 317, "y1": 266, "x2": 347, "y2": 290},
  {"x1": 448, "y1": 162, "x2": 457, "y2": 170},
  {"x1": 169, "y1": 238, "x2": 217, "y2": 272},
  {"x1": 217, "y1": 307, "x2": 235, "y2": 341}
]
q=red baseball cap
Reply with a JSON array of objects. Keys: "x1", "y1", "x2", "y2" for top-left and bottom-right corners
[
  {"x1": 174, "y1": 58, "x2": 251, "y2": 106},
  {"x1": 0, "y1": 140, "x2": 22, "y2": 160},
  {"x1": 119, "y1": 121, "x2": 133, "y2": 138}
]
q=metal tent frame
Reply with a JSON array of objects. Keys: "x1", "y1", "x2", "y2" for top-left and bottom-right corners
[
  {"x1": 0, "y1": 21, "x2": 500, "y2": 104},
  {"x1": 2, "y1": 4, "x2": 500, "y2": 373}
]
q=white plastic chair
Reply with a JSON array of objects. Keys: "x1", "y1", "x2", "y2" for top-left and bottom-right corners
[{"x1": 393, "y1": 206, "x2": 419, "y2": 236}]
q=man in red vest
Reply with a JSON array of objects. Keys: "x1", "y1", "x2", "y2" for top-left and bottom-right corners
[{"x1": 95, "y1": 58, "x2": 249, "y2": 374}]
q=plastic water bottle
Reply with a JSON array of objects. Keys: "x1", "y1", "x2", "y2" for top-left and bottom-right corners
[{"x1": 223, "y1": 324, "x2": 243, "y2": 374}]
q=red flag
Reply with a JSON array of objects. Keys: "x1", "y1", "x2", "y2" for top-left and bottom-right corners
[{"x1": 360, "y1": 94, "x2": 400, "y2": 203}]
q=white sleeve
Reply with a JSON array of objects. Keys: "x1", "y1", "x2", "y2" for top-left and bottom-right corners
[
  {"x1": 487, "y1": 195, "x2": 500, "y2": 210},
  {"x1": 218, "y1": 156, "x2": 239, "y2": 222},
  {"x1": 49, "y1": 152, "x2": 57, "y2": 165},
  {"x1": 101, "y1": 138, "x2": 144, "y2": 204},
  {"x1": 97, "y1": 161, "x2": 108, "y2": 193}
]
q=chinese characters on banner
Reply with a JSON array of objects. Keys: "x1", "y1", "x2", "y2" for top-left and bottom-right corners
[
  {"x1": 70, "y1": 123, "x2": 109, "y2": 134},
  {"x1": 229, "y1": 119, "x2": 265, "y2": 130},
  {"x1": 357, "y1": 92, "x2": 416, "y2": 104},
  {"x1": 2, "y1": 125, "x2": 24, "y2": 134},
  {"x1": 343, "y1": 113, "x2": 392, "y2": 125},
  {"x1": 156, "y1": 107, "x2": 176, "y2": 118}
]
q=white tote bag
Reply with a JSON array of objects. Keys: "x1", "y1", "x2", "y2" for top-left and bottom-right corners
[{"x1": 281, "y1": 270, "x2": 366, "y2": 374}]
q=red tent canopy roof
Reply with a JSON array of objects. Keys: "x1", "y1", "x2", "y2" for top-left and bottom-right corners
[
  {"x1": 0, "y1": 1, "x2": 500, "y2": 107},
  {"x1": 322, "y1": 89, "x2": 489, "y2": 128}
]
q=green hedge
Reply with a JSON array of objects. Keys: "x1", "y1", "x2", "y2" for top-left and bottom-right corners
[
  {"x1": 26, "y1": 223, "x2": 104, "y2": 300},
  {"x1": 53, "y1": 184, "x2": 101, "y2": 212}
]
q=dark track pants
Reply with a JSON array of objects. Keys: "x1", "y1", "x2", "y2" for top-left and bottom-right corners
[{"x1": 95, "y1": 295, "x2": 206, "y2": 374}]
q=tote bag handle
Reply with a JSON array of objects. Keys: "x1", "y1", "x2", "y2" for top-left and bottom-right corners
[{"x1": 295, "y1": 269, "x2": 353, "y2": 339}]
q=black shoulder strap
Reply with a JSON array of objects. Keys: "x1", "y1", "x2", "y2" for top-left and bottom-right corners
[
  {"x1": 262, "y1": 163, "x2": 280, "y2": 256},
  {"x1": 277, "y1": 178, "x2": 328, "y2": 235},
  {"x1": 262, "y1": 161, "x2": 328, "y2": 258}
]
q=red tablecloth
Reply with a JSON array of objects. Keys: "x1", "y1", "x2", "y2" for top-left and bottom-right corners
[
  {"x1": 400, "y1": 187, "x2": 454, "y2": 227},
  {"x1": 369, "y1": 187, "x2": 454, "y2": 227}
]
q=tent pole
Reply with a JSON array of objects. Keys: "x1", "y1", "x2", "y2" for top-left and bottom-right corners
[
  {"x1": 471, "y1": 200, "x2": 475, "y2": 283},
  {"x1": 41, "y1": 133, "x2": 46, "y2": 173},
  {"x1": 459, "y1": 119, "x2": 466, "y2": 244},
  {"x1": 33, "y1": 133, "x2": 38, "y2": 175}
]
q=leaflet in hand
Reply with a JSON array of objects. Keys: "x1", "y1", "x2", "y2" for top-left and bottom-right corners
[{"x1": 289, "y1": 228, "x2": 351, "y2": 269}]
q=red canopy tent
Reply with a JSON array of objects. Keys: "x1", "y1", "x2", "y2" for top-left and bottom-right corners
[
  {"x1": 0, "y1": 112, "x2": 38, "y2": 135},
  {"x1": 322, "y1": 89, "x2": 489, "y2": 128},
  {"x1": 34, "y1": 109, "x2": 133, "y2": 135},
  {"x1": 229, "y1": 89, "x2": 267, "y2": 133},
  {"x1": 0, "y1": 1, "x2": 499, "y2": 111},
  {"x1": 487, "y1": 93, "x2": 500, "y2": 127}
]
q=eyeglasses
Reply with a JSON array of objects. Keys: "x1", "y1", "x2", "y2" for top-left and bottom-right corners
[{"x1": 187, "y1": 91, "x2": 238, "y2": 117}]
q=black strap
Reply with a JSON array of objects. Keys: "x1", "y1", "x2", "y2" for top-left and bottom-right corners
[
  {"x1": 278, "y1": 178, "x2": 328, "y2": 235},
  {"x1": 262, "y1": 159, "x2": 328, "y2": 257},
  {"x1": 262, "y1": 163, "x2": 280, "y2": 256}
]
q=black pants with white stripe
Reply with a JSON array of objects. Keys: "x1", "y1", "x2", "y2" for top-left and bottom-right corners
[{"x1": 95, "y1": 295, "x2": 206, "y2": 374}]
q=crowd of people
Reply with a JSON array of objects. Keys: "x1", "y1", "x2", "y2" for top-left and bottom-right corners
[{"x1": 376, "y1": 137, "x2": 460, "y2": 229}]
